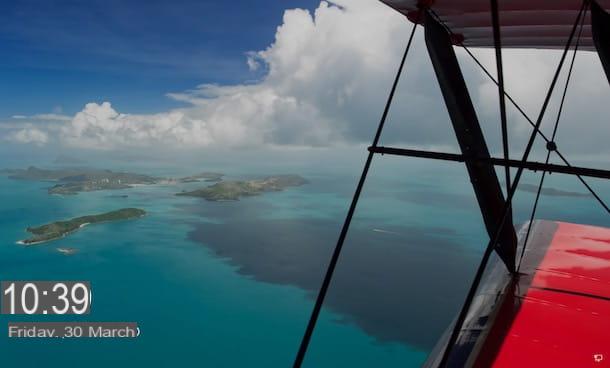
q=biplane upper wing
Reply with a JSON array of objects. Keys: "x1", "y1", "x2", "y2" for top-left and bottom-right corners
[{"x1": 381, "y1": 0, "x2": 610, "y2": 49}]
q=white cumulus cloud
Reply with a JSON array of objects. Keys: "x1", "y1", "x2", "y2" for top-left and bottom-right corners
[
  {"x1": 60, "y1": 101, "x2": 213, "y2": 149},
  {"x1": 3, "y1": 0, "x2": 610, "y2": 159},
  {"x1": 6, "y1": 127, "x2": 49, "y2": 145}
]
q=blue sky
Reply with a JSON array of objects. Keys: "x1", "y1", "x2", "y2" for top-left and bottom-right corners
[
  {"x1": 0, "y1": 0, "x2": 607, "y2": 159},
  {"x1": 0, "y1": 0, "x2": 319, "y2": 116}
]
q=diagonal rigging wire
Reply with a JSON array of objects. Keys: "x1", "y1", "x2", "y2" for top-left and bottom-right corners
[
  {"x1": 462, "y1": 44, "x2": 609, "y2": 214},
  {"x1": 461, "y1": 45, "x2": 610, "y2": 214},
  {"x1": 438, "y1": 2, "x2": 589, "y2": 366},
  {"x1": 490, "y1": 0, "x2": 512, "y2": 198},
  {"x1": 518, "y1": 6, "x2": 589, "y2": 271},
  {"x1": 428, "y1": 8, "x2": 610, "y2": 215},
  {"x1": 292, "y1": 17, "x2": 421, "y2": 368}
]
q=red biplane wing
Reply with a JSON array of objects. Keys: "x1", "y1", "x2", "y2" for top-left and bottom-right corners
[
  {"x1": 474, "y1": 221, "x2": 610, "y2": 367},
  {"x1": 421, "y1": 221, "x2": 610, "y2": 367},
  {"x1": 374, "y1": 1, "x2": 610, "y2": 367}
]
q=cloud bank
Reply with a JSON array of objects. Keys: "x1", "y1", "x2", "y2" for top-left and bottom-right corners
[
  {"x1": 6, "y1": 127, "x2": 49, "y2": 145},
  {"x1": 3, "y1": 0, "x2": 609, "y2": 157}
]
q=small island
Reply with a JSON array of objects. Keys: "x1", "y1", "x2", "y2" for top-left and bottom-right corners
[
  {"x1": 176, "y1": 175, "x2": 308, "y2": 201},
  {"x1": 19, "y1": 208, "x2": 146, "y2": 245}
]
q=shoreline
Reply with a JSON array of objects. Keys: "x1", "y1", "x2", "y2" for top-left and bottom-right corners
[{"x1": 17, "y1": 213, "x2": 144, "y2": 246}]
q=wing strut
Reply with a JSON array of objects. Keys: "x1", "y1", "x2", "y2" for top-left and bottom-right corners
[
  {"x1": 292, "y1": 16, "x2": 421, "y2": 368},
  {"x1": 436, "y1": 0, "x2": 589, "y2": 365},
  {"x1": 424, "y1": 11, "x2": 517, "y2": 272},
  {"x1": 592, "y1": 0, "x2": 610, "y2": 85}
]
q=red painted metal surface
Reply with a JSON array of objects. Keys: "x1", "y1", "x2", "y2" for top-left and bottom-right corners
[{"x1": 477, "y1": 222, "x2": 610, "y2": 367}]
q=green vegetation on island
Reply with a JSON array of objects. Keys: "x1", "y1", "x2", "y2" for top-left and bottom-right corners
[
  {"x1": 176, "y1": 175, "x2": 308, "y2": 201},
  {"x1": 20, "y1": 208, "x2": 146, "y2": 245},
  {"x1": 2, "y1": 166, "x2": 228, "y2": 195},
  {"x1": 3, "y1": 166, "x2": 159, "y2": 195},
  {"x1": 3, "y1": 166, "x2": 308, "y2": 202},
  {"x1": 47, "y1": 170, "x2": 158, "y2": 195}
]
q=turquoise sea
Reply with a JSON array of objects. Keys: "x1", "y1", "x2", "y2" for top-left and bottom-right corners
[{"x1": 0, "y1": 149, "x2": 608, "y2": 367}]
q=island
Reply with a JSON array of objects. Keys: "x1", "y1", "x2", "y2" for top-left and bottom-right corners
[
  {"x1": 178, "y1": 172, "x2": 224, "y2": 183},
  {"x1": 19, "y1": 208, "x2": 146, "y2": 245},
  {"x1": 2, "y1": 166, "x2": 226, "y2": 195},
  {"x1": 176, "y1": 175, "x2": 308, "y2": 201},
  {"x1": 3, "y1": 166, "x2": 159, "y2": 195}
]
